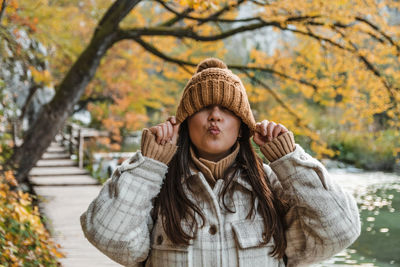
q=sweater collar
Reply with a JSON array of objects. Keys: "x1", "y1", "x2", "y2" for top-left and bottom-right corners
[{"x1": 189, "y1": 142, "x2": 240, "y2": 187}]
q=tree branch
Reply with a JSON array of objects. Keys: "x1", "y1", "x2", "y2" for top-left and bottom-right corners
[
  {"x1": 249, "y1": 0, "x2": 270, "y2": 6},
  {"x1": 242, "y1": 70, "x2": 334, "y2": 150},
  {"x1": 132, "y1": 36, "x2": 194, "y2": 74},
  {"x1": 158, "y1": 7, "x2": 193, "y2": 27},
  {"x1": 290, "y1": 26, "x2": 352, "y2": 51},
  {"x1": 333, "y1": 26, "x2": 399, "y2": 116},
  {"x1": 119, "y1": 16, "x2": 346, "y2": 46},
  {"x1": 74, "y1": 96, "x2": 114, "y2": 113},
  {"x1": 355, "y1": 16, "x2": 400, "y2": 56},
  {"x1": 19, "y1": 85, "x2": 39, "y2": 121},
  {"x1": 0, "y1": 0, "x2": 7, "y2": 23},
  {"x1": 94, "y1": 0, "x2": 143, "y2": 37},
  {"x1": 155, "y1": 0, "x2": 247, "y2": 23},
  {"x1": 195, "y1": 0, "x2": 246, "y2": 26},
  {"x1": 120, "y1": 14, "x2": 400, "y2": 98},
  {"x1": 303, "y1": 18, "x2": 393, "y2": 47},
  {"x1": 241, "y1": 70, "x2": 304, "y2": 127},
  {"x1": 119, "y1": 21, "x2": 282, "y2": 41},
  {"x1": 131, "y1": 36, "x2": 318, "y2": 89},
  {"x1": 229, "y1": 65, "x2": 318, "y2": 90}
]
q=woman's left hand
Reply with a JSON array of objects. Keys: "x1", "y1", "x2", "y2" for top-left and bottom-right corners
[{"x1": 253, "y1": 120, "x2": 289, "y2": 146}]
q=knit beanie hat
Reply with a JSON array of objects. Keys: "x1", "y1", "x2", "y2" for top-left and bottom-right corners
[{"x1": 176, "y1": 58, "x2": 256, "y2": 134}]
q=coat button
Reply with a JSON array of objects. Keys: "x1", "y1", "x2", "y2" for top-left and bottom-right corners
[
  {"x1": 262, "y1": 232, "x2": 267, "y2": 241},
  {"x1": 300, "y1": 155, "x2": 307, "y2": 160},
  {"x1": 156, "y1": 235, "x2": 163, "y2": 245},
  {"x1": 209, "y1": 225, "x2": 217, "y2": 235}
]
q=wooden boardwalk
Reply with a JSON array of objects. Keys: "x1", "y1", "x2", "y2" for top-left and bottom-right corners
[{"x1": 29, "y1": 142, "x2": 121, "y2": 267}]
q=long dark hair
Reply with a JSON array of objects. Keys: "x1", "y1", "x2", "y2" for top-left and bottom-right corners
[{"x1": 155, "y1": 120, "x2": 288, "y2": 258}]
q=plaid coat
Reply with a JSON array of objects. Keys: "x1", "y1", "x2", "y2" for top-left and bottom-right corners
[{"x1": 80, "y1": 145, "x2": 360, "y2": 267}]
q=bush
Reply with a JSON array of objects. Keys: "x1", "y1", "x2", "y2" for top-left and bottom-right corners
[
  {"x1": 0, "y1": 170, "x2": 63, "y2": 266},
  {"x1": 327, "y1": 130, "x2": 399, "y2": 171}
]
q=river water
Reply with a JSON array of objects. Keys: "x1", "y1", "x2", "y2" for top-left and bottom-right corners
[{"x1": 316, "y1": 169, "x2": 400, "y2": 266}]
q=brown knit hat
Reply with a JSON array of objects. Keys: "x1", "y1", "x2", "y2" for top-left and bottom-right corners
[{"x1": 176, "y1": 58, "x2": 256, "y2": 134}]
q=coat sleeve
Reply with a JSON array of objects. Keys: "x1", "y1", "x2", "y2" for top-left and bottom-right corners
[
  {"x1": 80, "y1": 151, "x2": 168, "y2": 266},
  {"x1": 263, "y1": 145, "x2": 361, "y2": 267}
]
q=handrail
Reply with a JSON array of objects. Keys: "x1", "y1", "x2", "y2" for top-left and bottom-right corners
[{"x1": 59, "y1": 122, "x2": 109, "y2": 169}]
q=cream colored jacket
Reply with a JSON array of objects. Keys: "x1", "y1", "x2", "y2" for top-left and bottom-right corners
[{"x1": 80, "y1": 144, "x2": 360, "y2": 267}]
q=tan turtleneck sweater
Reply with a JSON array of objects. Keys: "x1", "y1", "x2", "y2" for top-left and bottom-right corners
[{"x1": 189, "y1": 143, "x2": 240, "y2": 187}]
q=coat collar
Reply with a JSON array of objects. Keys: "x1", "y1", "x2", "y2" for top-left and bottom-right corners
[{"x1": 187, "y1": 166, "x2": 254, "y2": 192}]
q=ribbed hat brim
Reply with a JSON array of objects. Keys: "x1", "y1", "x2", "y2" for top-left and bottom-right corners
[{"x1": 176, "y1": 67, "x2": 256, "y2": 134}]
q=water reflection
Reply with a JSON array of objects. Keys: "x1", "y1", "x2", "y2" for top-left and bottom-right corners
[{"x1": 315, "y1": 170, "x2": 400, "y2": 266}]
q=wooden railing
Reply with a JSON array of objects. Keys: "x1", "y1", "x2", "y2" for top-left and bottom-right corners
[{"x1": 59, "y1": 122, "x2": 109, "y2": 169}]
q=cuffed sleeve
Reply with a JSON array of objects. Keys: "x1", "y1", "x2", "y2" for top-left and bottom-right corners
[
  {"x1": 80, "y1": 151, "x2": 168, "y2": 266},
  {"x1": 260, "y1": 131, "x2": 295, "y2": 162},
  {"x1": 141, "y1": 128, "x2": 178, "y2": 164},
  {"x1": 264, "y1": 145, "x2": 361, "y2": 267}
]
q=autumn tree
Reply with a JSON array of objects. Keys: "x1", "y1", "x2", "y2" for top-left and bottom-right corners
[{"x1": 5, "y1": 0, "x2": 400, "y2": 183}]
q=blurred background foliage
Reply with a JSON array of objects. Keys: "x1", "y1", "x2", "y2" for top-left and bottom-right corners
[
  {"x1": 1, "y1": 0, "x2": 400, "y2": 264},
  {"x1": 2, "y1": 0, "x2": 400, "y2": 168}
]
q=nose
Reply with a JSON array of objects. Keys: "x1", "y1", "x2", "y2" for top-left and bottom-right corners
[{"x1": 208, "y1": 105, "x2": 222, "y2": 122}]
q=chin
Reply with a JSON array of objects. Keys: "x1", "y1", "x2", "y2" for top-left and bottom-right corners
[
  {"x1": 206, "y1": 146, "x2": 230, "y2": 155},
  {"x1": 208, "y1": 149, "x2": 226, "y2": 155}
]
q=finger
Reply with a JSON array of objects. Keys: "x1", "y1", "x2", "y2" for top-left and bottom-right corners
[
  {"x1": 252, "y1": 133, "x2": 261, "y2": 146},
  {"x1": 171, "y1": 123, "x2": 181, "y2": 144},
  {"x1": 272, "y1": 124, "x2": 282, "y2": 138},
  {"x1": 155, "y1": 125, "x2": 163, "y2": 144},
  {"x1": 161, "y1": 123, "x2": 168, "y2": 145},
  {"x1": 266, "y1": 121, "x2": 276, "y2": 141},
  {"x1": 255, "y1": 122, "x2": 262, "y2": 134},
  {"x1": 255, "y1": 132, "x2": 268, "y2": 145},
  {"x1": 260, "y1": 120, "x2": 269, "y2": 136},
  {"x1": 278, "y1": 123, "x2": 289, "y2": 133},
  {"x1": 167, "y1": 116, "x2": 177, "y2": 125},
  {"x1": 173, "y1": 122, "x2": 180, "y2": 134},
  {"x1": 166, "y1": 121, "x2": 173, "y2": 140},
  {"x1": 149, "y1": 126, "x2": 157, "y2": 135},
  {"x1": 253, "y1": 132, "x2": 266, "y2": 146}
]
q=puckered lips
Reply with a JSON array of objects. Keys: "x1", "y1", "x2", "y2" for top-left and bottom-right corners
[{"x1": 207, "y1": 125, "x2": 221, "y2": 135}]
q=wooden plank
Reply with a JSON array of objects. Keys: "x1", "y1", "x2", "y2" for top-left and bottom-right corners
[
  {"x1": 30, "y1": 167, "x2": 89, "y2": 176},
  {"x1": 46, "y1": 146, "x2": 66, "y2": 153},
  {"x1": 31, "y1": 139, "x2": 122, "y2": 266},
  {"x1": 34, "y1": 185, "x2": 121, "y2": 267},
  {"x1": 42, "y1": 153, "x2": 70, "y2": 159},
  {"x1": 36, "y1": 159, "x2": 76, "y2": 167},
  {"x1": 31, "y1": 175, "x2": 99, "y2": 186}
]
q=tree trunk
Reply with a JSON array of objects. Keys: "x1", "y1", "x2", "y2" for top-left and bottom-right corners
[{"x1": 10, "y1": 0, "x2": 141, "y2": 183}]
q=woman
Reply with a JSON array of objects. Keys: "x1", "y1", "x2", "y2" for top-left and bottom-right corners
[{"x1": 80, "y1": 58, "x2": 360, "y2": 267}]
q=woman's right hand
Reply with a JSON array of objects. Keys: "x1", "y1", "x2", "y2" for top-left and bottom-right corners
[{"x1": 149, "y1": 116, "x2": 180, "y2": 146}]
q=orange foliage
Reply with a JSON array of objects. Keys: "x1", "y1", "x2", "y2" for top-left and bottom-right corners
[
  {"x1": 13, "y1": 0, "x2": 400, "y2": 158},
  {"x1": 0, "y1": 171, "x2": 64, "y2": 264}
]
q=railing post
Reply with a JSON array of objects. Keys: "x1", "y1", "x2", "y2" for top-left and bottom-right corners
[
  {"x1": 67, "y1": 124, "x2": 73, "y2": 155},
  {"x1": 61, "y1": 125, "x2": 65, "y2": 146},
  {"x1": 78, "y1": 129, "x2": 84, "y2": 169}
]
